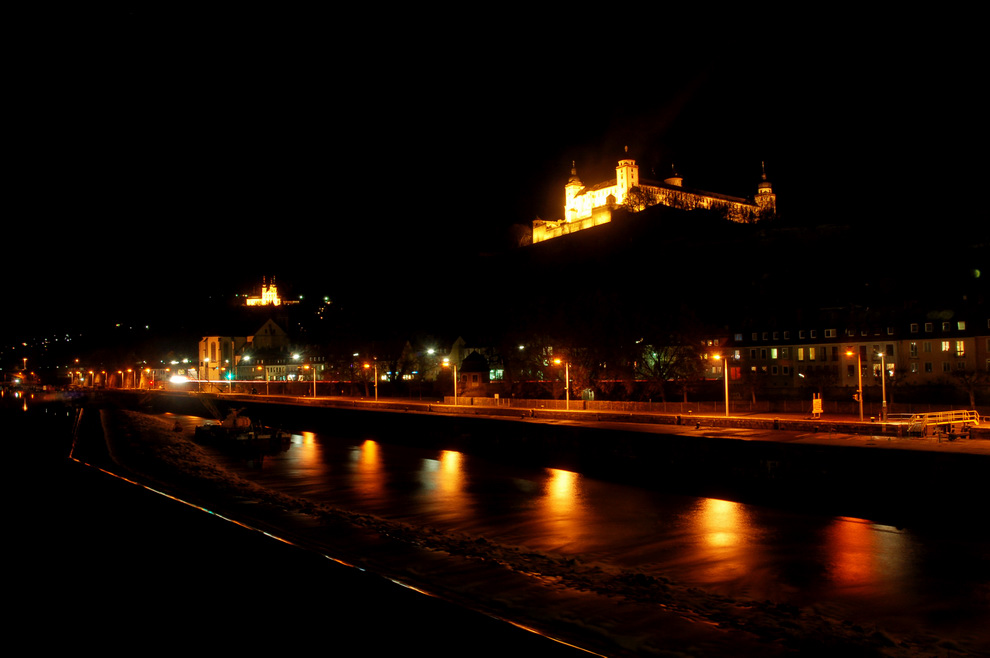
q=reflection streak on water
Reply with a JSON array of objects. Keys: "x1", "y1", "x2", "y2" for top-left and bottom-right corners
[
  {"x1": 538, "y1": 468, "x2": 582, "y2": 550},
  {"x1": 214, "y1": 428, "x2": 986, "y2": 630},
  {"x1": 353, "y1": 439, "x2": 383, "y2": 500},
  {"x1": 824, "y1": 517, "x2": 912, "y2": 600}
]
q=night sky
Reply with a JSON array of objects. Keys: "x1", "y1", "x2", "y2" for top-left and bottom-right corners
[{"x1": 8, "y1": 8, "x2": 985, "y2": 343}]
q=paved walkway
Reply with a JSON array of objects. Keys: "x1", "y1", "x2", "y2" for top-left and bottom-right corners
[{"x1": 192, "y1": 392, "x2": 990, "y2": 457}]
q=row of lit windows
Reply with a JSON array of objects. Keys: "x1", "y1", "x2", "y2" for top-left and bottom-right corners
[
  {"x1": 910, "y1": 321, "x2": 967, "y2": 333},
  {"x1": 740, "y1": 328, "x2": 888, "y2": 342},
  {"x1": 747, "y1": 345, "x2": 897, "y2": 361},
  {"x1": 740, "y1": 320, "x2": 987, "y2": 343},
  {"x1": 909, "y1": 361, "x2": 970, "y2": 374},
  {"x1": 906, "y1": 341, "x2": 967, "y2": 357}
]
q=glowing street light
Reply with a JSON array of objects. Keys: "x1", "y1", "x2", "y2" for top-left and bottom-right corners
[
  {"x1": 877, "y1": 350, "x2": 888, "y2": 423},
  {"x1": 303, "y1": 363, "x2": 317, "y2": 397},
  {"x1": 713, "y1": 353, "x2": 729, "y2": 417},
  {"x1": 553, "y1": 358, "x2": 570, "y2": 410},
  {"x1": 846, "y1": 348, "x2": 864, "y2": 421},
  {"x1": 363, "y1": 361, "x2": 378, "y2": 401},
  {"x1": 442, "y1": 358, "x2": 457, "y2": 405}
]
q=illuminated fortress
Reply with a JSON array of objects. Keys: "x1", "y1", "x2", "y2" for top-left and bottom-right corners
[{"x1": 532, "y1": 148, "x2": 776, "y2": 244}]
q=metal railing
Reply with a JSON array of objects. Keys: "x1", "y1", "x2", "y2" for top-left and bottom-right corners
[{"x1": 905, "y1": 410, "x2": 981, "y2": 434}]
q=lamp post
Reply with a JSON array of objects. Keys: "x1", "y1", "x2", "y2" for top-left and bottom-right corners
[
  {"x1": 442, "y1": 358, "x2": 457, "y2": 405},
  {"x1": 363, "y1": 362, "x2": 378, "y2": 401},
  {"x1": 846, "y1": 349, "x2": 864, "y2": 421},
  {"x1": 553, "y1": 358, "x2": 570, "y2": 410},
  {"x1": 304, "y1": 363, "x2": 317, "y2": 397},
  {"x1": 878, "y1": 350, "x2": 888, "y2": 423},
  {"x1": 714, "y1": 354, "x2": 729, "y2": 417}
]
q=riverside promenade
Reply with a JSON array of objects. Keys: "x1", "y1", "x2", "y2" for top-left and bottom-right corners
[
  {"x1": 149, "y1": 390, "x2": 990, "y2": 457},
  {"x1": 125, "y1": 390, "x2": 990, "y2": 523}
]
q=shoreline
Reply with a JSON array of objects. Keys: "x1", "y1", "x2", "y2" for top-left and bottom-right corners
[{"x1": 86, "y1": 405, "x2": 986, "y2": 656}]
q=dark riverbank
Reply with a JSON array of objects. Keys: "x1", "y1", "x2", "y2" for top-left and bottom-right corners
[{"x1": 6, "y1": 396, "x2": 589, "y2": 657}]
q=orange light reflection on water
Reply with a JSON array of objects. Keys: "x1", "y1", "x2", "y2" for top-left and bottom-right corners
[
  {"x1": 824, "y1": 516, "x2": 912, "y2": 596},
  {"x1": 688, "y1": 497, "x2": 758, "y2": 585},
  {"x1": 352, "y1": 439, "x2": 384, "y2": 498},
  {"x1": 436, "y1": 450, "x2": 465, "y2": 498},
  {"x1": 537, "y1": 467, "x2": 583, "y2": 547}
]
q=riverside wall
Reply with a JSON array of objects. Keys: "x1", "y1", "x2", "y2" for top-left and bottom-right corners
[{"x1": 113, "y1": 391, "x2": 987, "y2": 524}]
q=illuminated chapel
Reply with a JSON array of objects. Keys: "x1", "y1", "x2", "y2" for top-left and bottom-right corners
[{"x1": 532, "y1": 148, "x2": 776, "y2": 244}]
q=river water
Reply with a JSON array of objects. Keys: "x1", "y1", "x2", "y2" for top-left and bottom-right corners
[{"x1": 190, "y1": 419, "x2": 988, "y2": 654}]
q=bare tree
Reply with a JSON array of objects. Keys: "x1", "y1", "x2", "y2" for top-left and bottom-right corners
[
  {"x1": 952, "y1": 368, "x2": 989, "y2": 408},
  {"x1": 635, "y1": 341, "x2": 702, "y2": 403},
  {"x1": 623, "y1": 186, "x2": 661, "y2": 213}
]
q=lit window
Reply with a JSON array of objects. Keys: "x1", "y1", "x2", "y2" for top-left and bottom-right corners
[
  {"x1": 941, "y1": 341, "x2": 951, "y2": 352},
  {"x1": 955, "y1": 341, "x2": 965, "y2": 357},
  {"x1": 957, "y1": 321, "x2": 966, "y2": 330}
]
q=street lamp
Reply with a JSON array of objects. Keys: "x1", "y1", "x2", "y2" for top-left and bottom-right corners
[
  {"x1": 877, "y1": 350, "x2": 888, "y2": 423},
  {"x1": 553, "y1": 358, "x2": 570, "y2": 410},
  {"x1": 442, "y1": 358, "x2": 457, "y2": 405},
  {"x1": 846, "y1": 348, "x2": 864, "y2": 421},
  {"x1": 714, "y1": 354, "x2": 729, "y2": 417},
  {"x1": 363, "y1": 361, "x2": 378, "y2": 401},
  {"x1": 304, "y1": 363, "x2": 317, "y2": 397}
]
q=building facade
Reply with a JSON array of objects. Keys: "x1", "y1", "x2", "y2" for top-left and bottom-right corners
[{"x1": 720, "y1": 314, "x2": 989, "y2": 399}]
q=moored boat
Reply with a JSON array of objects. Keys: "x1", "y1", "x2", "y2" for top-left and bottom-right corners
[{"x1": 194, "y1": 409, "x2": 285, "y2": 444}]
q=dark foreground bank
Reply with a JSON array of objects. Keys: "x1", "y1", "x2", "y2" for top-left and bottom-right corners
[{"x1": 7, "y1": 398, "x2": 588, "y2": 657}]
